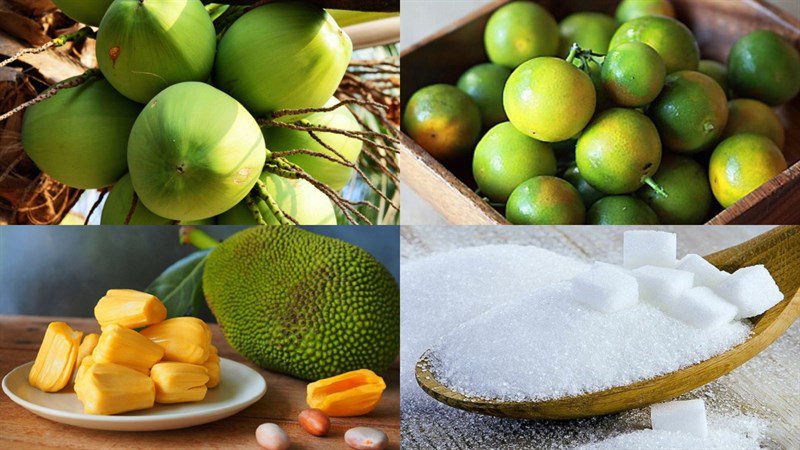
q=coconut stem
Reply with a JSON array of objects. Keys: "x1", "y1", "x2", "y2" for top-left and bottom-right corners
[
  {"x1": 244, "y1": 193, "x2": 268, "y2": 225},
  {"x1": 0, "y1": 69, "x2": 99, "y2": 124},
  {"x1": 0, "y1": 27, "x2": 95, "y2": 70},
  {"x1": 83, "y1": 189, "x2": 108, "y2": 225},
  {"x1": 180, "y1": 227, "x2": 220, "y2": 250},
  {"x1": 253, "y1": 179, "x2": 298, "y2": 225}
]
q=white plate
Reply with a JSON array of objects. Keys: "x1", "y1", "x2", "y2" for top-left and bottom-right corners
[{"x1": 2, "y1": 358, "x2": 267, "y2": 431}]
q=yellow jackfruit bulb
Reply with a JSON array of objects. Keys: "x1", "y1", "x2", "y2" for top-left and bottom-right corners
[
  {"x1": 306, "y1": 369, "x2": 386, "y2": 417},
  {"x1": 140, "y1": 317, "x2": 212, "y2": 365},
  {"x1": 92, "y1": 324, "x2": 164, "y2": 373},
  {"x1": 203, "y1": 345, "x2": 220, "y2": 388},
  {"x1": 29, "y1": 322, "x2": 83, "y2": 392},
  {"x1": 94, "y1": 289, "x2": 167, "y2": 329},
  {"x1": 72, "y1": 333, "x2": 100, "y2": 383},
  {"x1": 150, "y1": 362, "x2": 209, "y2": 404},
  {"x1": 74, "y1": 355, "x2": 94, "y2": 388},
  {"x1": 74, "y1": 362, "x2": 155, "y2": 415}
]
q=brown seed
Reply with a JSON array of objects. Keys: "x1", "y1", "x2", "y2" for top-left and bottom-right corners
[
  {"x1": 298, "y1": 408, "x2": 330, "y2": 437},
  {"x1": 344, "y1": 427, "x2": 388, "y2": 450}
]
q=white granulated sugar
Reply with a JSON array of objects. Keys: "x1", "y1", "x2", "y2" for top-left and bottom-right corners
[
  {"x1": 567, "y1": 262, "x2": 638, "y2": 313},
  {"x1": 669, "y1": 287, "x2": 739, "y2": 330},
  {"x1": 651, "y1": 399, "x2": 708, "y2": 437},
  {"x1": 714, "y1": 265, "x2": 784, "y2": 319},
  {"x1": 677, "y1": 253, "x2": 730, "y2": 288},
  {"x1": 623, "y1": 230, "x2": 677, "y2": 268},
  {"x1": 430, "y1": 281, "x2": 751, "y2": 401},
  {"x1": 632, "y1": 265, "x2": 695, "y2": 311}
]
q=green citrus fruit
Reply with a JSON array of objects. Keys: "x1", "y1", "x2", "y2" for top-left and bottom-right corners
[
  {"x1": 697, "y1": 60, "x2": 728, "y2": 95},
  {"x1": 484, "y1": 1, "x2": 560, "y2": 68},
  {"x1": 728, "y1": 30, "x2": 800, "y2": 106},
  {"x1": 457, "y1": 63, "x2": 512, "y2": 128},
  {"x1": 649, "y1": 70, "x2": 729, "y2": 153},
  {"x1": 723, "y1": 98, "x2": 785, "y2": 149},
  {"x1": 505, "y1": 176, "x2": 585, "y2": 224},
  {"x1": 504, "y1": 57, "x2": 596, "y2": 142},
  {"x1": 709, "y1": 134, "x2": 787, "y2": 208},
  {"x1": 472, "y1": 122, "x2": 557, "y2": 203},
  {"x1": 563, "y1": 164, "x2": 606, "y2": 207},
  {"x1": 609, "y1": 15, "x2": 699, "y2": 73},
  {"x1": 601, "y1": 41, "x2": 666, "y2": 107},
  {"x1": 638, "y1": 154, "x2": 712, "y2": 224},
  {"x1": 52, "y1": 0, "x2": 113, "y2": 26},
  {"x1": 559, "y1": 12, "x2": 618, "y2": 56},
  {"x1": 575, "y1": 108, "x2": 662, "y2": 194},
  {"x1": 587, "y1": 195, "x2": 659, "y2": 225},
  {"x1": 402, "y1": 84, "x2": 482, "y2": 160},
  {"x1": 615, "y1": 0, "x2": 676, "y2": 23}
]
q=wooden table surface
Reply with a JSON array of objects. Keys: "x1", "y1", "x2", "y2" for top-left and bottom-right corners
[{"x1": 0, "y1": 316, "x2": 400, "y2": 449}]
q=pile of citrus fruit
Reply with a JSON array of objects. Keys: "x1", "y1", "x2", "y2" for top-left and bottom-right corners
[{"x1": 402, "y1": 0, "x2": 799, "y2": 224}]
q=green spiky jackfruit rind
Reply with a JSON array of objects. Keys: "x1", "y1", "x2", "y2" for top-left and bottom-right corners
[{"x1": 202, "y1": 227, "x2": 399, "y2": 381}]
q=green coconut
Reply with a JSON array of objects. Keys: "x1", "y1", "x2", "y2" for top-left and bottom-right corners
[
  {"x1": 96, "y1": 0, "x2": 216, "y2": 103},
  {"x1": 101, "y1": 173, "x2": 172, "y2": 225},
  {"x1": 262, "y1": 98, "x2": 361, "y2": 192},
  {"x1": 52, "y1": 0, "x2": 113, "y2": 26},
  {"x1": 127, "y1": 82, "x2": 267, "y2": 221},
  {"x1": 21, "y1": 77, "x2": 141, "y2": 189},
  {"x1": 214, "y1": 2, "x2": 352, "y2": 117},
  {"x1": 218, "y1": 172, "x2": 336, "y2": 225}
]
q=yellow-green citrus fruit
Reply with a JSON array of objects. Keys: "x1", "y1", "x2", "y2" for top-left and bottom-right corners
[
  {"x1": 698, "y1": 60, "x2": 729, "y2": 95},
  {"x1": 96, "y1": 0, "x2": 216, "y2": 103},
  {"x1": 615, "y1": 0, "x2": 676, "y2": 23},
  {"x1": 587, "y1": 195, "x2": 659, "y2": 225},
  {"x1": 576, "y1": 108, "x2": 662, "y2": 194},
  {"x1": 609, "y1": 15, "x2": 699, "y2": 73},
  {"x1": 214, "y1": 2, "x2": 352, "y2": 117},
  {"x1": 21, "y1": 78, "x2": 140, "y2": 189},
  {"x1": 504, "y1": 57, "x2": 596, "y2": 142},
  {"x1": 203, "y1": 226, "x2": 400, "y2": 380},
  {"x1": 52, "y1": 0, "x2": 113, "y2": 26},
  {"x1": 505, "y1": 176, "x2": 585, "y2": 224},
  {"x1": 563, "y1": 164, "x2": 606, "y2": 207},
  {"x1": 709, "y1": 133, "x2": 787, "y2": 208},
  {"x1": 217, "y1": 172, "x2": 336, "y2": 225},
  {"x1": 723, "y1": 98, "x2": 785, "y2": 149},
  {"x1": 457, "y1": 63, "x2": 512, "y2": 128},
  {"x1": 649, "y1": 70, "x2": 729, "y2": 153},
  {"x1": 100, "y1": 173, "x2": 172, "y2": 225},
  {"x1": 402, "y1": 84, "x2": 482, "y2": 160},
  {"x1": 559, "y1": 12, "x2": 618, "y2": 56},
  {"x1": 484, "y1": 1, "x2": 560, "y2": 68},
  {"x1": 472, "y1": 122, "x2": 557, "y2": 203},
  {"x1": 638, "y1": 154, "x2": 712, "y2": 224},
  {"x1": 728, "y1": 30, "x2": 800, "y2": 106},
  {"x1": 127, "y1": 82, "x2": 267, "y2": 221},
  {"x1": 601, "y1": 41, "x2": 666, "y2": 107},
  {"x1": 262, "y1": 98, "x2": 361, "y2": 192}
]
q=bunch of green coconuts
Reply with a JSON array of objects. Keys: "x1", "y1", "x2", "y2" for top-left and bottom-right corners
[
  {"x1": 403, "y1": 0, "x2": 800, "y2": 225},
  {"x1": 21, "y1": 0, "x2": 364, "y2": 225}
]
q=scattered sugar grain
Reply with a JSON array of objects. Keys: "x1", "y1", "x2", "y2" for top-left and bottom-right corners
[
  {"x1": 668, "y1": 287, "x2": 738, "y2": 330},
  {"x1": 632, "y1": 265, "x2": 694, "y2": 311},
  {"x1": 677, "y1": 254, "x2": 730, "y2": 288},
  {"x1": 623, "y1": 231, "x2": 677, "y2": 268},
  {"x1": 651, "y1": 399, "x2": 708, "y2": 437},
  {"x1": 567, "y1": 262, "x2": 638, "y2": 313},
  {"x1": 714, "y1": 265, "x2": 784, "y2": 318}
]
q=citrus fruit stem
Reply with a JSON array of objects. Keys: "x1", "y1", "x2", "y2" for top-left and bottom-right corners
[
  {"x1": 642, "y1": 176, "x2": 669, "y2": 197},
  {"x1": 566, "y1": 44, "x2": 580, "y2": 64}
]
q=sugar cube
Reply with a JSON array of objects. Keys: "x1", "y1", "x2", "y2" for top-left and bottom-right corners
[
  {"x1": 714, "y1": 265, "x2": 783, "y2": 318},
  {"x1": 568, "y1": 262, "x2": 638, "y2": 313},
  {"x1": 623, "y1": 231, "x2": 677, "y2": 269},
  {"x1": 651, "y1": 399, "x2": 708, "y2": 437},
  {"x1": 677, "y1": 254, "x2": 730, "y2": 288},
  {"x1": 632, "y1": 266, "x2": 694, "y2": 311},
  {"x1": 666, "y1": 287, "x2": 738, "y2": 329}
]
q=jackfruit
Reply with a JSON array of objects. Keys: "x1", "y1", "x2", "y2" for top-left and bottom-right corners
[
  {"x1": 140, "y1": 317, "x2": 212, "y2": 364},
  {"x1": 74, "y1": 362, "x2": 155, "y2": 415},
  {"x1": 72, "y1": 333, "x2": 99, "y2": 382},
  {"x1": 92, "y1": 324, "x2": 164, "y2": 373},
  {"x1": 29, "y1": 322, "x2": 83, "y2": 392},
  {"x1": 94, "y1": 289, "x2": 167, "y2": 329},
  {"x1": 74, "y1": 355, "x2": 94, "y2": 387},
  {"x1": 203, "y1": 345, "x2": 220, "y2": 388},
  {"x1": 306, "y1": 369, "x2": 386, "y2": 417},
  {"x1": 202, "y1": 227, "x2": 400, "y2": 381},
  {"x1": 150, "y1": 362, "x2": 209, "y2": 403}
]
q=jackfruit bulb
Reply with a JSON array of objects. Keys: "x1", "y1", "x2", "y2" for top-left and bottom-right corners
[
  {"x1": 74, "y1": 362, "x2": 156, "y2": 415},
  {"x1": 92, "y1": 324, "x2": 165, "y2": 373},
  {"x1": 150, "y1": 362, "x2": 209, "y2": 403},
  {"x1": 29, "y1": 322, "x2": 83, "y2": 392},
  {"x1": 140, "y1": 317, "x2": 212, "y2": 365},
  {"x1": 94, "y1": 289, "x2": 167, "y2": 329},
  {"x1": 202, "y1": 227, "x2": 400, "y2": 381}
]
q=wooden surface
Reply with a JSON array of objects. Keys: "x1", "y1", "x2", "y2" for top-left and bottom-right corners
[
  {"x1": 0, "y1": 316, "x2": 400, "y2": 449},
  {"x1": 399, "y1": 0, "x2": 800, "y2": 225},
  {"x1": 401, "y1": 226, "x2": 800, "y2": 449},
  {"x1": 414, "y1": 226, "x2": 800, "y2": 419}
]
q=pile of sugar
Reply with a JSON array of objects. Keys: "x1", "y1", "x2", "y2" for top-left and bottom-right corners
[{"x1": 430, "y1": 282, "x2": 752, "y2": 401}]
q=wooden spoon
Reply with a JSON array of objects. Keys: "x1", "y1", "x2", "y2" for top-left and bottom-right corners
[{"x1": 415, "y1": 226, "x2": 800, "y2": 420}]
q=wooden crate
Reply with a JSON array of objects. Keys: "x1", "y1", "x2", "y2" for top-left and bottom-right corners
[{"x1": 400, "y1": 0, "x2": 800, "y2": 225}]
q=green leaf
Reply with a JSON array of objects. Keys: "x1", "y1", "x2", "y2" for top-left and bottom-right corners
[{"x1": 145, "y1": 250, "x2": 211, "y2": 318}]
